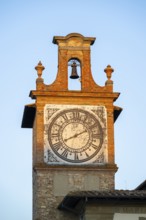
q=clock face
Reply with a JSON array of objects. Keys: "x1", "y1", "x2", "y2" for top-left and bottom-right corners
[{"x1": 47, "y1": 108, "x2": 104, "y2": 163}]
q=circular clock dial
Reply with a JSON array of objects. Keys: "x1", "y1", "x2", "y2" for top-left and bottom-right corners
[{"x1": 48, "y1": 108, "x2": 103, "y2": 163}]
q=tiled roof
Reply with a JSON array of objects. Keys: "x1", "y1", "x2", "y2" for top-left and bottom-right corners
[
  {"x1": 58, "y1": 190, "x2": 146, "y2": 214},
  {"x1": 135, "y1": 180, "x2": 146, "y2": 190},
  {"x1": 67, "y1": 190, "x2": 146, "y2": 199}
]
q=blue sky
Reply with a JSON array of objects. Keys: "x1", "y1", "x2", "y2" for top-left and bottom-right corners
[{"x1": 0, "y1": 1, "x2": 146, "y2": 219}]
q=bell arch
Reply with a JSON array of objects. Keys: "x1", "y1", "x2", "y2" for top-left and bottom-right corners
[{"x1": 68, "y1": 58, "x2": 81, "y2": 91}]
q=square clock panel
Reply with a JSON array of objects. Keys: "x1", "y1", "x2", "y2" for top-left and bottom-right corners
[{"x1": 44, "y1": 104, "x2": 108, "y2": 165}]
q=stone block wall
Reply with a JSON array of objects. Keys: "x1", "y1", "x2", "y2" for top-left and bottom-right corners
[{"x1": 33, "y1": 168, "x2": 115, "y2": 220}]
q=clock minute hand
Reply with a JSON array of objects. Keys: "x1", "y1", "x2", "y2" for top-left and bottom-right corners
[
  {"x1": 74, "y1": 130, "x2": 87, "y2": 138},
  {"x1": 64, "y1": 130, "x2": 87, "y2": 142}
]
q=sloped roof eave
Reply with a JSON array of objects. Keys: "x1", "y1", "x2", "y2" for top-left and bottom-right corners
[{"x1": 21, "y1": 103, "x2": 36, "y2": 128}]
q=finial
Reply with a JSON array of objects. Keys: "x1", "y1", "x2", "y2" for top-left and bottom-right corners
[
  {"x1": 104, "y1": 65, "x2": 114, "y2": 81},
  {"x1": 35, "y1": 61, "x2": 45, "y2": 79}
]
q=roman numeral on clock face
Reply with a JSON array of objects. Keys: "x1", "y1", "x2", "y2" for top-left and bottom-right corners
[
  {"x1": 61, "y1": 149, "x2": 68, "y2": 158},
  {"x1": 92, "y1": 133, "x2": 101, "y2": 139},
  {"x1": 89, "y1": 122, "x2": 98, "y2": 130},
  {"x1": 62, "y1": 113, "x2": 68, "y2": 122},
  {"x1": 84, "y1": 151, "x2": 89, "y2": 158},
  {"x1": 54, "y1": 123, "x2": 61, "y2": 128},
  {"x1": 91, "y1": 143, "x2": 98, "y2": 150},
  {"x1": 52, "y1": 142, "x2": 61, "y2": 151},
  {"x1": 74, "y1": 152, "x2": 79, "y2": 161},
  {"x1": 73, "y1": 110, "x2": 80, "y2": 120},
  {"x1": 51, "y1": 133, "x2": 58, "y2": 137}
]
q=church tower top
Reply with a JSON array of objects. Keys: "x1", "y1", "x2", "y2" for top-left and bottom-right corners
[
  {"x1": 33, "y1": 33, "x2": 115, "y2": 93},
  {"x1": 22, "y1": 33, "x2": 122, "y2": 129}
]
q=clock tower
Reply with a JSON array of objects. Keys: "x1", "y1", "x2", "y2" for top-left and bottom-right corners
[{"x1": 22, "y1": 33, "x2": 122, "y2": 220}]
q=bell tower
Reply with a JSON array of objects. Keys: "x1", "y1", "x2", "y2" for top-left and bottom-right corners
[{"x1": 22, "y1": 33, "x2": 122, "y2": 220}]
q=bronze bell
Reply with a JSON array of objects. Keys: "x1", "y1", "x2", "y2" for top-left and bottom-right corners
[{"x1": 70, "y1": 61, "x2": 79, "y2": 79}]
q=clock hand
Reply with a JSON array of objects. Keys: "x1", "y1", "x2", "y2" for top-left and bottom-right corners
[
  {"x1": 64, "y1": 130, "x2": 87, "y2": 142},
  {"x1": 75, "y1": 130, "x2": 87, "y2": 138}
]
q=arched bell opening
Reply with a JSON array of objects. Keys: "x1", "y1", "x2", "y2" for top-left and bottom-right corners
[{"x1": 68, "y1": 58, "x2": 81, "y2": 91}]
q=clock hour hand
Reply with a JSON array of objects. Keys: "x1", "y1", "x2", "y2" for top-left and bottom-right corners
[{"x1": 64, "y1": 130, "x2": 87, "y2": 142}]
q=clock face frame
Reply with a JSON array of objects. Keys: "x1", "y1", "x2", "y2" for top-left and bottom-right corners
[{"x1": 44, "y1": 105, "x2": 108, "y2": 165}]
